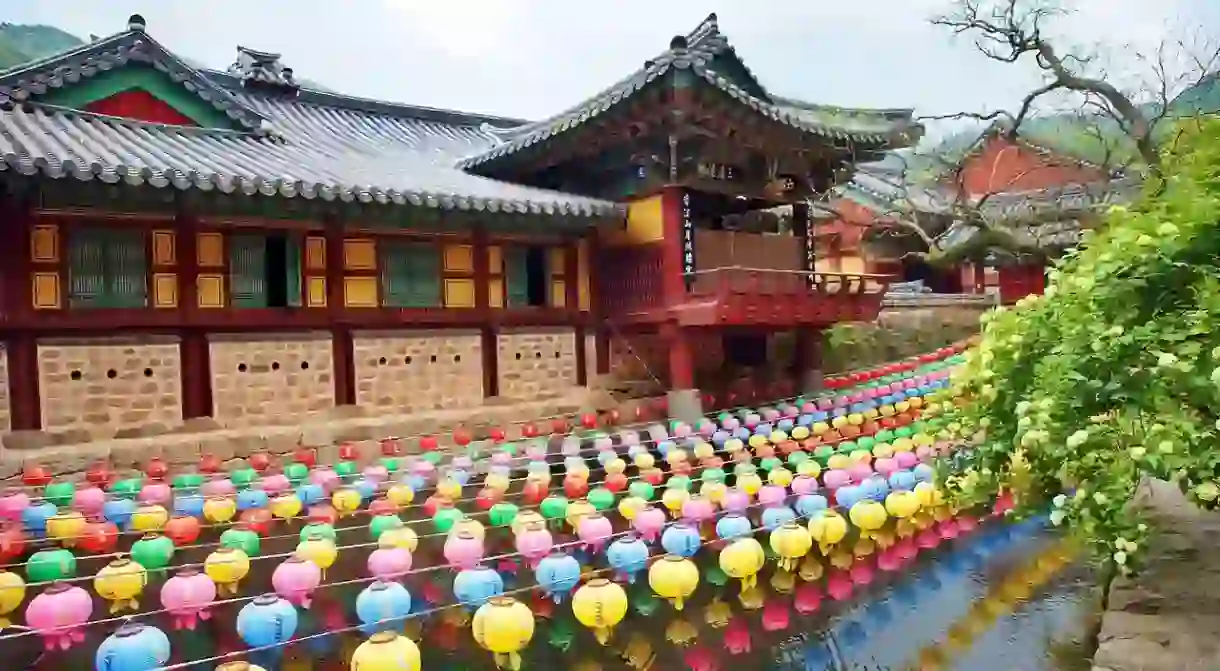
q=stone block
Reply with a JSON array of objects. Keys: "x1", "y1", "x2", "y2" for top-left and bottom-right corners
[
  {"x1": 208, "y1": 332, "x2": 335, "y2": 427},
  {"x1": 497, "y1": 327, "x2": 578, "y2": 401},
  {"x1": 353, "y1": 329, "x2": 484, "y2": 413}
]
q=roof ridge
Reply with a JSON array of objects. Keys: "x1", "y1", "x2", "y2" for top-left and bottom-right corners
[{"x1": 26, "y1": 100, "x2": 266, "y2": 137}]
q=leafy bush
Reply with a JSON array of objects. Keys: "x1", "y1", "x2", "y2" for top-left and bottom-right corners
[{"x1": 940, "y1": 116, "x2": 1220, "y2": 574}]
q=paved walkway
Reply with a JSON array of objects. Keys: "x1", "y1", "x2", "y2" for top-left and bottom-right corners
[{"x1": 1092, "y1": 479, "x2": 1220, "y2": 670}]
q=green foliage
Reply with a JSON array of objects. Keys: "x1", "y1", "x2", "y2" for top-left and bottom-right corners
[
  {"x1": 940, "y1": 116, "x2": 1220, "y2": 574},
  {"x1": 823, "y1": 317, "x2": 977, "y2": 373},
  {"x1": 0, "y1": 23, "x2": 84, "y2": 70}
]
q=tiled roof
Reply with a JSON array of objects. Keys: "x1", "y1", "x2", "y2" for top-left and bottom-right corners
[{"x1": 458, "y1": 14, "x2": 919, "y2": 170}]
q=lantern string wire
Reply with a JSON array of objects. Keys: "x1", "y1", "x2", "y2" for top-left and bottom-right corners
[
  {"x1": 0, "y1": 385, "x2": 956, "y2": 578},
  {"x1": 3, "y1": 340, "x2": 965, "y2": 497}
]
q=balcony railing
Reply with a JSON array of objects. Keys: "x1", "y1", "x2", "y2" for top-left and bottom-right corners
[
  {"x1": 678, "y1": 266, "x2": 893, "y2": 326},
  {"x1": 685, "y1": 266, "x2": 892, "y2": 297}
]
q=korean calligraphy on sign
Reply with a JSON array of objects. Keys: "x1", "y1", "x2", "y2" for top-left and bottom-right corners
[{"x1": 682, "y1": 191, "x2": 695, "y2": 288}]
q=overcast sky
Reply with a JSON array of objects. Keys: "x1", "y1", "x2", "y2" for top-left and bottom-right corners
[{"x1": 6, "y1": 0, "x2": 1217, "y2": 136}]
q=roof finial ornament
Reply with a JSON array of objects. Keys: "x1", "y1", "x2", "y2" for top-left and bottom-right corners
[
  {"x1": 669, "y1": 35, "x2": 688, "y2": 50},
  {"x1": 126, "y1": 14, "x2": 147, "y2": 32}
]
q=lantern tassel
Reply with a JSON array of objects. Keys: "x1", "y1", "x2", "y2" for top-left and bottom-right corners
[
  {"x1": 594, "y1": 626, "x2": 612, "y2": 645},
  {"x1": 673, "y1": 597, "x2": 685, "y2": 611},
  {"x1": 0, "y1": 617, "x2": 8, "y2": 629}
]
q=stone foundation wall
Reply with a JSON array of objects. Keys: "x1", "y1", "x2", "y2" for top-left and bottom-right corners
[
  {"x1": 496, "y1": 327, "x2": 578, "y2": 401},
  {"x1": 209, "y1": 332, "x2": 334, "y2": 427},
  {"x1": 37, "y1": 337, "x2": 182, "y2": 439},
  {"x1": 353, "y1": 330, "x2": 483, "y2": 413}
]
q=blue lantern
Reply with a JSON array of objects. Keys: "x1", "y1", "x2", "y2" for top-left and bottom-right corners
[
  {"x1": 777, "y1": 419, "x2": 794, "y2": 432},
  {"x1": 716, "y1": 513, "x2": 752, "y2": 540},
  {"x1": 755, "y1": 423, "x2": 773, "y2": 436},
  {"x1": 862, "y1": 476, "x2": 890, "y2": 502},
  {"x1": 661, "y1": 521, "x2": 702, "y2": 557},
  {"x1": 762, "y1": 505, "x2": 797, "y2": 530},
  {"x1": 888, "y1": 470, "x2": 917, "y2": 491},
  {"x1": 606, "y1": 535, "x2": 650, "y2": 583},
  {"x1": 236, "y1": 487, "x2": 268, "y2": 511},
  {"x1": 535, "y1": 553, "x2": 582, "y2": 603},
  {"x1": 794, "y1": 494, "x2": 828, "y2": 519},
  {"x1": 811, "y1": 411, "x2": 829, "y2": 423},
  {"x1": 296, "y1": 483, "x2": 324, "y2": 507},
  {"x1": 355, "y1": 580, "x2": 413, "y2": 635},
  {"x1": 449, "y1": 469, "x2": 472, "y2": 487},
  {"x1": 711, "y1": 430, "x2": 729, "y2": 446},
  {"x1": 236, "y1": 594, "x2": 299, "y2": 648},
  {"x1": 656, "y1": 441, "x2": 674, "y2": 459},
  {"x1": 453, "y1": 565, "x2": 504, "y2": 608},
  {"x1": 95, "y1": 623, "x2": 171, "y2": 671},
  {"x1": 353, "y1": 478, "x2": 377, "y2": 501},
  {"x1": 102, "y1": 498, "x2": 137, "y2": 529},
  {"x1": 835, "y1": 485, "x2": 864, "y2": 510},
  {"x1": 840, "y1": 620, "x2": 867, "y2": 646},
  {"x1": 912, "y1": 464, "x2": 935, "y2": 484},
  {"x1": 22, "y1": 501, "x2": 56, "y2": 536},
  {"x1": 173, "y1": 494, "x2": 205, "y2": 519},
  {"x1": 732, "y1": 427, "x2": 751, "y2": 442}
]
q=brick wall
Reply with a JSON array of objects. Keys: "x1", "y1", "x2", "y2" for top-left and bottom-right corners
[
  {"x1": 353, "y1": 329, "x2": 483, "y2": 413},
  {"x1": 208, "y1": 332, "x2": 334, "y2": 427},
  {"x1": 496, "y1": 328, "x2": 578, "y2": 401}
]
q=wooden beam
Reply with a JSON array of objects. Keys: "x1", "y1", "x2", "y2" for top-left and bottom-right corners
[
  {"x1": 325, "y1": 216, "x2": 356, "y2": 406},
  {"x1": 3, "y1": 189, "x2": 40, "y2": 431},
  {"x1": 473, "y1": 227, "x2": 498, "y2": 399},
  {"x1": 176, "y1": 207, "x2": 213, "y2": 419}
]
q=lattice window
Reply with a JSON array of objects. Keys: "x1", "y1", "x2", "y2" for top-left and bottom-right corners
[{"x1": 68, "y1": 228, "x2": 147, "y2": 308}]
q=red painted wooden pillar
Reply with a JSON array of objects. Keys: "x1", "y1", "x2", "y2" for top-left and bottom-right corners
[
  {"x1": 565, "y1": 242, "x2": 586, "y2": 386},
  {"x1": 659, "y1": 186, "x2": 688, "y2": 306},
  {"x1": 588, "y1": 228, "x2": 610, "y2": 376},
  {"x1": 177, "y1": 210, "x2": 212, "y2": 419},
  {"x1": 325, "y1": 217, "x2": 355, "y2": 406},
  {"x1": 473, "y1": 228, "x2": 498, "y2": 398},
  {"x1": 663, "y1": 323, "x2": 694, "y2": 390},
  {"x1": 3, "y1": 191, "x2": 40, "y2": 431}
]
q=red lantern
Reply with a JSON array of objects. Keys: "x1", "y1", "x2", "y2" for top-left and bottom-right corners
[
  {"x1": 563, "y1": 474, "x2": 589, "y2": 499},
  {"x1": 85, "y1": 461, "x2": 114, "y2": 488},
  {"x1": 199, "y1": 454, "x2": 221, "y2": 474},
  {"x1": 652, "y1": 397, "x2": 668, "y2": 412},
  {"x1": 165, "y1": 515, "x2": 202, "y2": 546},
  {"x1": 239, "y1": 508, "x2": 272, "y2": 536},
  {"x1": 702, "y1": 394, "x2": 715, "y2": 408},
  {"x1": 308, "y1": 504, "x2": 338, "y2": 526},
  {"x1": 521, "y1": 423, "x2": 539, "y2": 439},
  {"x1": 145, "y1": 457, "x2": 169, "y2": 480},
  {"x1": 453, "y1": 428, "x2": 472, "y2": 447},
  {"x1": 367, "y1": 497, "x2": 396, "y2": 518},
  {"x1": 550, "y1": 418, "x2": 568, "y2": 435},
  {"x1": 380, "y1": 438, "x2": 401, "y2": 456},
  {"x1": 293, "y1": 448, "x2": 316, "y2": 468},
  {"x1": 21, "y1": 464, "x2": 51, "y2": 488},
  {"x1": 521, "y1": 480, "x2": 549, "y2": 505},
  {"x1": 248, "y1": 452, "x2": 271, "y2": 473},
  {"x1": 419, "y1": 436, "x2": 439, "y2": 452},
  {"x1": 339, "y1": 443, "x2": 358, "y2": 461},
  {"x1": 634, "y1": 405, "x2": 648, "y2": 420},
  {"x1": 604, "y1": 473, "x2": 629, "y2": 493},
  {"x1": 642, "y1": 468, "x2": 665, "y2": 486},
  {"x1": 474, "y1": 487, "x2": 501, "y2": 511},
  {"x1": 672, "y1": 461, "x2": 693, "y2": 477},
  {"x1": 77, "y1": 521, "x2": 118, "y2": 554},
  {"x1": 489, "y1": 427, "x2": 506, "y2": 443},
  {"x1": 422, "y1": 495, "x2": 445, "y2": 518},
  {"x1": 529, "y1": 591, "x2": 555, "y2": 618},
  {"x1": 580, "y1": 413, "x2": 598, "y2": 429},
  {"x1": 606, "y1": 409, "x2": 621, "y2": 425},
  {"x1": 0, "y1": 524, "x2": 26, "y2": 562}
]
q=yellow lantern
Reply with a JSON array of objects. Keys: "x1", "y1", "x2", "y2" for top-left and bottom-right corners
[
  {"x1": 94, "y1": 558, "x2": 147, "y2": 614},
  {"x1": 703, "y1": 599, "x2": 731, "y2": 628},
  {"x1": 665, "y1": 448, "x2": 688, "y2": 467},
  {"x1": 736, "y1": 468, "x2": 762, "y2": 496},
  {"x1": 895, "y1": 400, "x2": 911, "y2": 414},
  {"x1": 896, "y1": 518, "x2": 917, "y2": 538},
  {"x1": 724, "y1": 438, "x2": 744, "y2": 453},
  {"x1": 565, "y1": 499, "x2": 596, "y2": 530},
  {"x1": 798, "y1": 555, "x2": 824, "y2": 582},
  {"x1": 914, "y1": 482, "x2": 943, "y2": 508},
  {"x1": 873, "y1": 442, "x2": 894, "y2": 458},
  {"x1": 472, "y1": 596, "x2": 535, "y2": 670},
  {"x1": 738, "y1": 585, "x2": 765, "y2": 610},
  {"x1": 665, "y1": 618, "x2": 698, "y2": 646},
  {"x1": 605, "y1": 458, "x2": 628, "y2": 476},
  {"x1": 852, "y1": 537, "x2": 876, "y2": 557},
  {"x1": 648, "y1": 554, "x2": 699, "y2": 611},
  {"x1": 718, "y1": 537, "x2": 765, "y2": 590},
  {"x1": 795, "y1": 460, "x2": 821, "y2": 478},
  {"x1": 808, "y1": 510, "x2": 848, "y2": 554},
  {"x1": 130, "y1": 504, "x2": 169, "y2": 533},
  {"x1": 826, "y1": 454, "x2": 851, "y2": 470},
  {"x1": 0, "y1": 571, "x2": 26, "y2": 629},
  {"x1": 203, "y1": 496, "x2": 237, "y2": 524},
  {"x1": 332, "y1": 487, "x2": 362, "y2": 517},
  {"x1": 849, "y1": 449, "x2": 872, "y2": 464},
  {"x1": 700, "y1": 481, "x2": 727, "y2": 505},
  {"x1": 451, "y1": 518, "x2": 487, "y2": 541},
  {"x1": 386, "y1": 484, "x2": 415, "y2": 508},
  {"x1": 847, "y1": 413, "x2": 864, "y2": 426},
  {"x1": 378, "y1": 526, "x2": 419, "y2": 551},
  {"x1": 913, "y1": 432, "x2": 934, "y2": 447},
  {"x1": 436, "y1": 478, "x2": 463, "y2": 501},
  {"x1": 484, "y1": 472, "x2": 511, "y2": 493},
  {"x1": 617, "y1": 496, "x2": 645, "y2": 521},
  {"x1": 350, "y1": 631, "x2": 421, "y2": 671},
  {"x1": 768, "y1": 467, "x2": 793, "y2": 488},
  {"x1": 269, "y1": 494, "x2": 303, "y2": 522},
  {"x1": 770, "y1": 568, "x2": 796, "y2": 594},
  {"x1": 769, "y1": 430, "x2": 789, "y2": 444},
  {"x1": 829, "y1": 549, "x2": 854, "y2": 570},
  {"x1": 46, "y1": 511, "x2": 87, "y2": 547},
  {"x1": 691, "y1": 443, "x2": 713, "y2": 461},
  {"x1": 204, "y1": 547, "x2": 250, "y2": 596},
  {"x1": 769, "y1": 521, "x2": 813, "y2": 572},
  {"x1": 893, "y1": 437, "x2": 915, "y2": 453},
  {"x1": 811, "y1": 422, "x2": 830, "y2": 435},
  {"x1": 849, "y1": 501, "x2": 888, "y2": 540},
  {"x1": 511, "y1": 510, "x2": 544, "y2": 537},
  {"x1": 873, "y1": 529, "x2": 896, "y2": 549},
  {"x1": 862, "y1": 408, "x2": 879, "y2": 420},
  {"x1": 885, "y1": 491, "x2": 921, "y2": 519},
  {"x1": 908, "y1": 396, "x2": 925, "y2": 409},
  {"x1": 571, "y1": 578, "x2": 628, "y2": 645},
  {"x1": 566, "y1": 463, "x2": 591, "y2": 481},
  {"x1": 660, "y1": 488, "x2": 690, "y2": 516},
  {"x1": 747, "y1": 434, "x2": 768, "y2": 450},
  {"x1": 634, "y1": 453, "x2": 655, "y2": 470},
  {"x1": 296, "y1": 533, "x2": 338, "y2": 578},
  {"x1": 790, "y1": 426, "x2": 810, "y2": 441},
  {"x1": 621, "y1": 633, "x2": 656, "y2": 670}
]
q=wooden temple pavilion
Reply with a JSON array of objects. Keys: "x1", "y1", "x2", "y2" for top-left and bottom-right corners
[{"x1": 0, "y1": 12, "x2": 919, "y2": 437}]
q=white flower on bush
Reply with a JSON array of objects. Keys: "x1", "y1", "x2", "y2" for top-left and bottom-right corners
[
  {"x1": 1066, "y1": 430, "x2": 1090, "y2": 449},
  {"x1": 1155, "y1": 352, "x2": 1178, "y2": 368},
  {"x1": 1157, "y1": 222, "x2": 1179, "y2": 237},
  {"x1": 1136, "y1": 234, "x2": 1154, "y2": 246}
]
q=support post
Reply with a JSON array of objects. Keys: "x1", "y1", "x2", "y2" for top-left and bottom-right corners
[
  {"x1": 565, "y1": 243, "x2": 586, "y2": 386},
  {"x1": 473, "y1": 228, "x2": 499, "y2": 398},
  {"x1": 793, "y1": 328, "x2": 824, "y2": 395},
  {"x1": 587, "y1": 228, "x2": 610, "y2": 376},
  {"x1": 176, "y1": 208, "x2": 213, "y2": 419},
  {"x1": 325, "y1": 217, "x2": 355, "y2": 406},
  {"x1": 663, "y1": 322, "x2": 703, "y2": 423},
  {"x1": 2, "y1": 190, "x2": 39, "y2": 430}
]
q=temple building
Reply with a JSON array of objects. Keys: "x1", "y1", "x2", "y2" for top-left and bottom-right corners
[{"x1": 0, "y1": 12, "x2": 919, "y2": 438}]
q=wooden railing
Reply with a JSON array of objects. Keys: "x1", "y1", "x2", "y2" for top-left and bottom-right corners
[
  {"x1": 598, "y1": 246, "x2": 664, "y2": 316},
  {"x1": 684, "y1": 266, "x2": 892, "y2": 297}
]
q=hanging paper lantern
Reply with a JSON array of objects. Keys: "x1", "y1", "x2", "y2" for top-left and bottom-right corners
[
  {"x1": 471, "y1": 596, "x2": 534, "y2": 671},
  {"x1": 535, "y1": 552, "x2": 582, "y2": 603},
  {"x1": 849, "y1": 501, "x2": 889, "y2": 540},
  {"x1": 649, "y1": 554, "x2": 700, "y2": 611},
  {"x1": 27, "y1": 547, "x2": 77, "y2": 582},
  {"x1": 77, "y1": 520, "x2": 118, "y2": 554},
  {"x1": 94, "y1": 558, "x2": 148, "y2": 614},
  {"x1": 204, "y1": 547, "x2": 251, "y2": 596},
  {"x1": 632, "y1": 506, "x2": 667, "y2": 543},
  {"x1": 43, "y1": 480, "x2": 76, "y2": 508},
  {"x1": 808, "y1": 511, "x2": 849, "y2": 554},
  {"x1": 572, "y1": 578, "x2": 629, "y2": 645},
  {"x1": 160, "y1": 568, "x2": 216, "y2": 630},
  {"x1": 540, "y1": 495, "x2": 569, "y2": 528},
  {"x1": 378, "y1": 526, "x2": 419, "y2": 552},
  {"x1": 94, "y1": 622, "x2": 171, "y2": 671},
  {"x1": 661, "y1": 520, "x2": 703, "y2": 558},
  {"x1": 202, "y1": 496, "x2": 237, "y2": 524},
  {"x1": 577, "y1": 512, "x2": 614, "y2": 553},
  {"x1": 26, "y1": 583, "x2": 92, "y2": 650},
  {"x1": 432, "y1": 506, "x2": 465, "y2": 534},
  {"x1": 488, "y1": 501, "x2": 519, "y2": 528},
  {"x1": 355, "y1": 581, "x2": 413, "y2": 636},
  {"x1": 514, "y1": 521, "x2": 553, "y2": 568},
  {"x1": 237, "y1": 594, "x2": 299, "y2": 649},
  {"x1": 45, "y1": 510, "x2": 86, "y2": 547},
  {"x1": 272, "y1": 556, "x2": 322, "y2": 607},
  {"x1": 350, "y1": 631, "x2": 421, "y2": 671},
  {"x1": 366, "y1": 544, "x2": 413, "y2": 581},
  {"x1": 219, "y1": 524, "x2": 261, "y2": 557},
  {"x1": 163, "y1": 515, "x2": 202, "y2": 547},
  {"x1": 606, "y1": 534, "x2": 650, "y2": 583},
  {"x1": 719, "y1": 537, "x2": 766, "y2": 591},
  {"x1": 129, "y1": 504, "x2": 169, "y2": 533},
  {"x1": 23, "y1": 500, "x2": 56, "y2": 536},
  {"x1": 0, "y1": 570, "x2": 26, "y2": 628},
  {"x1": 454, "y1": 565, "x2": 504, "y2": 608},
  {"x1": 444, "y1": 530, "x2": 486, "y2": 570},
  {"x1": 367, "y1": 514, "x2": 404, "y2": 543},
  {"x1": 770, "y1": 521, "x2": 814, "y2": 572}
]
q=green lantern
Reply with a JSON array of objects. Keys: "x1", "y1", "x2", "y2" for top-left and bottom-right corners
[
  {"x1": 546, "y1": 617, "x2": 576, "y2": 651},
  {"x1": 26, "y1": 548, "x2": 76, "y2": 582},
  {"x1": 787, "y1": 452, "x2": 810, "y2": 467},
  {"x1": 875, "y1": 429, "x2": 895, "y2": 443},
  {"x1": 173, "y1": 473, "x2": 205, "y2": 490},
  {"x1": 895, "y1": 426, "x2": 914, "y2": 439},
  {"x1": 587, "y1": 487, "x2": 615, "y2": 511},
  {"x1": 379, "y1": 457, "x2": 400, "y2": 473},
  {"x1": 631, "y1": 587, "x2": 660, "y2": 616},
  {"x1": 421, "y1": 452, "x2": 443, "y2": 466},
  {"x1": 488, "y1": 502, "x2": 519, "y2": 527},
  {"x1": 628, "y1": 481, "x2": 655, "y2": 501},
  {"x1": 759, "y1": 456, "x2": 782, "y2": 472},
  {"x1": 838, "y1": 441, "x2": 858, "y2": 454},
  {"x1": 666, "y1": 475, "x2": 692, "y2": 492},
  {"x1": 432, "y1": 507, "x2": 464, "y2": 534},
  {"x1": 219, "y1": 526, "x2": 260, "y2": 556},
  {"x1": 43, "y1": 481, "x2": 75, "y2": 508},
  {"x1": 334, "y1": 461, "x2": 357, "y2": 479},
  {"x1": 110, "y1": 477, "x2": 143, "y2": 499},
  {"x1": 369, "y1": 514, "x2": 404, "y2": 541},
  {"x1": 539, "y1": 495, "x2": 569, "y2": 523},
  {"x1": 856, "y1": 436, "x2": 876, "y2": 450},
  {"x1": 285, "y1": 462, "x2": 310, "y2": 485},
  {"x1": 701, "y1": 467, "x2": 726, "y2": 484},
  {"x1": 130, "y1": 533, "x2": 175, "y2": 571},
  {"x1": 499, "y1": 443, "x2": 518, "y2": 457},
  {"x1": 230, "y1": 467, "x2": 257, "y2": 489},
  {"x1": 300, "y1": 522, "x2": 336, "y2": 543},
  {"x1": 813, "y1": 445, "x2": 835, "y2": 461},
  {"x1": 704, "y1": 564, "x2": 729, "y2": 587}
]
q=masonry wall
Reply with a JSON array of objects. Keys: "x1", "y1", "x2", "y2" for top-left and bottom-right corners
[
  {"x1": 208, "y1": 332, "x2": 335, "y2": 427},
  {"x1": 352, "y1": 329, "x2": 484, "y2": 413},
  {"x1": 496, "y1": 327, "x2": 579, "y2": 401}
]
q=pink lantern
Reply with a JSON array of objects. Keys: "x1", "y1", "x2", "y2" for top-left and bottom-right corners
[
  {"x1": 525, "y1": 444, "x2": 547, "y2": 461},
  {"x1": 138, "y1": 481, "x2": 172, "y2": 506},
  {"x1": 800, "y1": 402, "x2": 816, "y2": 414},
  {"x1": 577, "y1": 513, "x2": 613, "y2": 553},
  {"x1": 877, "y1": 548, "x2": 902, "y2": 572},
  {"x1": 794, "y1": 583, "x2": 822, "y2": 614},
  {"x1": 681, "y1": 497, "x2": 716, "y2": 525},
  {"x1": 743, "y1": 414, "x2": 760, "y2": 429},
  {"x1": 816, "y1": 398, "x2": 834, "y2": 411},
  {"x1": 309, "y1": 468, "x2": 341, "y2": 493},
  {"x1": 410, "y1": 460, "x2": 436, "y2": 482},
  {"x1": 0, "y1": 491, "x2": 30, "y2": 522},
  {"x1": 916, "y1": 529, "x2": 941, "y2": 550},
  {"x1": 896, "y1": 537, "x2": 918, "y2": 563},
  {"x1": 826, "y1": 570, "x2": 853, "y2": 601},
  {"x1": 783, "y1": 406, "x2": 799, "y2": 419},
  {"x1": 894, "y1": 452, "x2": 919, "y2": 469},
  {"x1": 847, "y1": 463, "x2": 873, "y2": 484},
  {"x1": 489, "y1": 452, "x2": 512, "y2": 469},
  {"x1": 514, "y1": 524, "x2": 554, "y2": 568},
  {"x1": 938, "y1": 519, "x2": 960, "y2": 540},
  {"x1": 201, "y1": 476, "x2": 237, "y2": 498},
  {"x1": 761, "y1": 408, "x2": 780, "y2": 422},
  {"x1": 721, "y1": 417, "x2": 740, "y2": 431},
  {"x1": 873, "y1": 458, "x2": 898, "y2": 478},
  {"x1": 367, "y1": 546, "x2": 413, "y2": 580},
  {"x1": 261, "y1": 473, "x2": 291, "y2": 495},
  {"x1": 723, "y1": 617, "x2": 752, "y2": 655},
  {"x1": 363, "y1": 465, "x2": 389, "y2": 484},
  {"x1": 273, "y1": 556, "x2": 322, "y2": 607},
  {"x1": 822, "y1": 469, "x2": 851, "y2": 490},
  {"x1": 632, "y1": 506, "x2": 666, "y2": 543},
  {"x1": 674, "y1": 423, "x2": 692, "y2": 438},
  {"x1": 757, "y1": 485, "x2": 786, "y2": 508},
  {"x1": 685, "y1": 645, "x2": 719, "y2": 671},
  {"x1": 849, "y1": 558, "x2": 875, "y2": 586},
  {"x1": 26, "y1": 583, "x2": 92, "y2": 650},
  {"x1": 443, "y1": 531, "x2": 486, "y2": 570},
  {"x1": 915, "y1": 446, "x2": 933, "y2": 461},
  {"x1": 761, "y1": 600, "x2": 790, "y2": 631},
  {"x1": 722, "y1": 488, "x2": 750, "y2": 513},
  {"x1": 160, "y1": 568, "x2": 217, "y2": 630},
  {"x1": 957, "y1": 516, "x2": 978, "y2": 533},
  {"x1": 72, "y1": 486, "x2": 106, "y2": 518},
  {"x1": 790, "y1": 476, "x2": 818, "y2": 496}
]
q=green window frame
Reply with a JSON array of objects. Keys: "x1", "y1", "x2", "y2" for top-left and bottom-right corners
[
  {"x1": 379, "y1": 241, "x2": 441, "y2": 308},
  {"x1": 67, "y1": 228, "x2": 148, "y2": 308},
  {"x1": 228, "y1": 232, "x2": 302, "y2": 308},
  {"x1": 504, "y1": 246, "x2": 532, "y2": 308}
]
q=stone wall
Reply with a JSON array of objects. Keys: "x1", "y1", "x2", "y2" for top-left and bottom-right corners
[
  {"x1": 209, "y1": 332, "x2": 334, "y2": 427},
  {"x1": 353, "y1": 330, "x2": 483, "y2": 413},
  {"x1": 496, "y1": 327, "x2": 578, "y2": 401},
  {"x1": 822, "y1": 304, "x2": 985, "y2": 372},
  {"x1": 36, "y1": 336, "x2": 182, "y2": 439}
]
